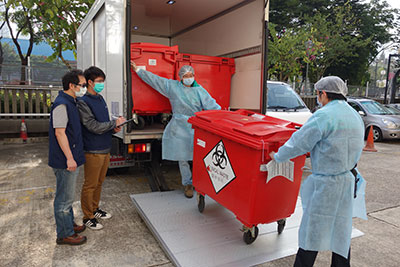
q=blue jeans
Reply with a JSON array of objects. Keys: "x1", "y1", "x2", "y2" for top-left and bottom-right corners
[
  {"x1": 178, "y1": 161, "x2": 192, "y2": 186},
  {"x1": 53, "y1": 166, "x2": 81, "y2": 238}
]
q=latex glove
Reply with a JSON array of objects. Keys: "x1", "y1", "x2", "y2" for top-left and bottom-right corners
[{"x1": 130, "y1": 60, "x2": 137, "y2": 72}]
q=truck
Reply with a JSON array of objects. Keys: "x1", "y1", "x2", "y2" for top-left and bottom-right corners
[{"x1": 77, "y1": 0, "x2": 270, "y2": 191}]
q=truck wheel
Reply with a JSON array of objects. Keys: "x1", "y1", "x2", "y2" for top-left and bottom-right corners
[
  {"x1": 197, "y1": 194, "x2": 205, "y2": 213},
  {"x1": 243, "y1": 226, "x2": 259, "y2": 244},
  {"x1": 277, "y1": 219, "x2": 286, "y2": 234}
]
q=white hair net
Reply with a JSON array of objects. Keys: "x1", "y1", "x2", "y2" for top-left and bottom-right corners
[
  {"x1": 314, "y1": 76, "x2": 348, "y2": 96},
  {"x1": 178, "y1": 65, "x2": 195, "y2": 80}
]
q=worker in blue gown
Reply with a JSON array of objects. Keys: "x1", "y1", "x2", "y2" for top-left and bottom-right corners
[
  {"x1": 269, "y1": 76, "x2": 366, "y2": 267},
  {"x1": 131, "y1": 61, "x2": 221, "y2": 198}
]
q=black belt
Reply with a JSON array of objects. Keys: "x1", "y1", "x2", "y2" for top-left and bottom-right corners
[{"x1": 350, "y1": 164, "x2": 359, "y2": 198}]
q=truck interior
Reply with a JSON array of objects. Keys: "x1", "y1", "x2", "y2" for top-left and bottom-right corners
[{"x1": 130, "y1": 0, "x2": 265, "y2": 111}]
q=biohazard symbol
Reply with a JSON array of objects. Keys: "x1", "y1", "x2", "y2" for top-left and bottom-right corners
[{"x1": 212, "y1": 143, "x2": 227, "y2": 169}]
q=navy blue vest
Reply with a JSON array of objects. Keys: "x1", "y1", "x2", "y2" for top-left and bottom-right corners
[
  {"x1": 48, "y1": 91, "x2": 85, "y2": 169},
  {"x1": 80, "y1": 93, "x2": 112, "y2": 151}
]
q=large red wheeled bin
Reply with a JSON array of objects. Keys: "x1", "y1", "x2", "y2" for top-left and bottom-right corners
[
  {"x1": 176, "y1": 53, "x2": 235, "y2": 110},
  {"x1": 130, "y1": 43, "x2": 178, "y2": 115},
  {"x1": 188, "y1": 109, "x2": 306, "y2": 244}
]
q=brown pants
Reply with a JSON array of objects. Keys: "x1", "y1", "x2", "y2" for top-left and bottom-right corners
[{"x1": 81, "y1": 153, "x2": 110, "y2": 220}]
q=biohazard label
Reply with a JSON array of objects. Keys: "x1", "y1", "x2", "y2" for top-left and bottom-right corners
[
  {"x1": 203, "y1": 140, "x2": 236, "y2": 194},
  {"x1": 265, "y1": 160, "x2": 294, "y2": 184}
]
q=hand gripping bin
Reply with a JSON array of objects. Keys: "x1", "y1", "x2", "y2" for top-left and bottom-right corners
[
  {"x1": 130, "y1": 43, "x2": 178, "y2": 115},
  {"x1": 188, "y1": 109, "x2": 306, "y2": 244},
  {"x1": 176, "y1": 53, "x2": 235, "y2": 110}
]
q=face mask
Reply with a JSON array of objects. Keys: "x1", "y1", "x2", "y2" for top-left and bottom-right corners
[
  {"x1": 94, "y1": 82, "x2": 105, "y2": 93},
  {"x1": 75, "y1": 86, "x2": 87, "y2": 97},
  {"x1": 182, "y1": 77, "x2": 194, "y2": 86}
]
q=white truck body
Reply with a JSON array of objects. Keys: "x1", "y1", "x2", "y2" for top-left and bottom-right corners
[{"x1": 76, "y1": 0, "x2": 270, "y2": 181}]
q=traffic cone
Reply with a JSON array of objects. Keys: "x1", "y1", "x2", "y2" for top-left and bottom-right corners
[
  {"x1": 363, "y1": 125, "x2": 377, "y2": 152},
  {"x1": 20, "y1": 119, "x2": 28, "y2": 143}
]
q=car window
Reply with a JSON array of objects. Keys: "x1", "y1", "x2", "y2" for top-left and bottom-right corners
[
  {"x1": 348, "y1": 102, "x2": 363, "y2": 112},
  {"x1": 267, "y1": 83, "x2": 307, "y2": 110},
  {"x1": 360, "y1": 101, "x2": 392, "y2": 115},
  {"x1": 385, "y1": 106, "x2": 400, "y2": 115}
]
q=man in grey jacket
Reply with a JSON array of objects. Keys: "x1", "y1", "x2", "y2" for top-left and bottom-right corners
[{"x1": 77, "y1": 66, "x2": 125, "y2": 230}]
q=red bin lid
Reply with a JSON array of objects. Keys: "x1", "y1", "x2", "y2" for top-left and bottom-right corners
[{"x1": 188, "y1": 109, "x2": 301, "y2": 150}]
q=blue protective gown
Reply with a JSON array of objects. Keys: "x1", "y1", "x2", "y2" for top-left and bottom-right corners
[
  {"x1": 137, "y1": 69, "x2": 221, "y2": 161},
  {"x1": 274, "y1": 100, "x2": 365, "y2": 258}
]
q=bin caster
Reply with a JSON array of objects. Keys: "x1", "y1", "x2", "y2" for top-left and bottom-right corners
[
  {"x1": 277, "y1": 219, "x2": 286, "y2": 234},
  {"x1": 197, "y1": 194, "x2": 205, "y2": 213},
  {"x1": 242, "y1": 225, "x2": 259, "y2": 244}
]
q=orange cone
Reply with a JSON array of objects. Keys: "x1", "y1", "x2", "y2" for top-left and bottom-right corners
[
  {"x1": 363, "y1": 125, "x2": 377, "y2": 152},
  {"x1": 20, "y1": 119, "x2": 28, "y2": 143}
]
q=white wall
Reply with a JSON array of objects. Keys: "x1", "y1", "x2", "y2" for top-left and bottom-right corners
[
  {"x1": 170, "y1": 0, "x2": 263, "y2": 57},
  {"x1": 230, "y1": 54, "x2": 262, "y2": 110}
]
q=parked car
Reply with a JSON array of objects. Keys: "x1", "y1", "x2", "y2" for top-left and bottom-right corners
[
  {"x1": 385, "y1": 103, "x2": 400, "y2": 112},
  {"x1": 348, "y1": 97, "x2": 400, "y2": 141},
  {"x1": 266, "y1": 81, "x2": 312, "y2": 125}
]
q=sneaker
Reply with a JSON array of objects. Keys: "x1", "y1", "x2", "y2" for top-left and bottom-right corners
[
  {"x1": 83, "y1": 218, "x2": 103, "y2": 230},
  {"x1": 184, "y1": 185, "x2": 194, "y2": 198},
  {"x1": 94, "y1": 208, "x2": 112, "y2": 220},
  {"x1": 56, "y1": 233, "x2": 87, "y2": 246},
  {"x1": 73, "y1": 223, "x2": 86, "y2": 233}
]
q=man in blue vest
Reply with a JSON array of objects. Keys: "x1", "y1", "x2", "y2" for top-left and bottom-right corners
[
  {"x1": 77, "y1": 66, "x2": 125, "y2": 230},
  {"x1": 49, "y1": 69, "x2": 88, "y2": 245}
]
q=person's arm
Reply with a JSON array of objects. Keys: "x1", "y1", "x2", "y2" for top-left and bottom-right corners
[
  {"x1": 198, "y1": 87, "x2": 221, "y2": 110},
  {"x1": 271, "y1": 112, "x2": 324, "y2": 163},
  {"x1": 131, "y1": 60, "x2": 171, "y2": 98},
  {"x1": 77, "y1": 100, "x2": 120, "y2": 134},
  {"x1": 55, "y1": 128, "x2": 77, "y2": 171}
]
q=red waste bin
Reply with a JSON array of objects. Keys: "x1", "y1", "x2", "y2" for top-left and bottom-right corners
[
  {"x1": 130, "y1": 43, "x2": 178, "y2": 115},
  {"x1": 176, "y1": 53, "x2": 235, "y2": 110},
  {"x1": 188, "y1": 109, "x2": 306, "y2": 244}
]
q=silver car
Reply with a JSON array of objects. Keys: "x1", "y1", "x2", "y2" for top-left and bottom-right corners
[{"x1": 348, "y1": 97, "x2": 400, "y2": 141}]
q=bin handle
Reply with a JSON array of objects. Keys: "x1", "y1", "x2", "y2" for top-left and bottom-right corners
[
  {"x1": 163, "y1": 51, "x2": 177, "y2": 64},
  {"x1": 131, "y1": 48, "x2": 143, "y2": 60},
  {"x1": 261, "y1": 139, "x2": 265, "y2": 162}
]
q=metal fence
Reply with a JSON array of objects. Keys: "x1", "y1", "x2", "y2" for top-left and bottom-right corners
[
  {"x1": 0, "y1": 63, "x2": 73, "y2": 86},
  {"x1": 0, "y1": 85, "x2": 61, "y2": 118}
]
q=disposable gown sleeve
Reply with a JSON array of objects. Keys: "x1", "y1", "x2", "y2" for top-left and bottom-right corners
[
  {"x1": 136, "y1": 69, "x2": 171, "y2": 98},
  {"x1": 198, "y1": 87, "x2": 221, "y2": 110},
  {"x1": 274, "y1": 113, "x2": 323, "y2": 163}
]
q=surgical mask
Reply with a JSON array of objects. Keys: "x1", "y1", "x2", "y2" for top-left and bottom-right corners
[
  {"x1": 182, "y1": 77, "x2": 194, "y2": 86},
  {"x1": 316, "y1": 95, "x2": 322, "y2": 108},
  {"x1": 75, "y1": 86, "x2": 87, "y2": 97},
  {"x1": 94, "y1": 82, "x2": 105, "y2": 93}
]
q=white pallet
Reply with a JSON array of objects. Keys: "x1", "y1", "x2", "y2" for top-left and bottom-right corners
[{"x1": 130, "y1": 191, "x2": 363, "y2": 267}]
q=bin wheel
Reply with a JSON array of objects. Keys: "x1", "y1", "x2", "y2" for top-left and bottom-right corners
[
  {"x1": 277, "y1": 219, "x2": 286, "y2": 234},
  {"x1": 132, "y1": 116, "x2": 145, "y2": 130},
  {"x1": 197, "y1": 194, "x2": 205, "y2": 213},
  {"x1": 243, "y1": 226, "x2": 259, "y2": 244}
]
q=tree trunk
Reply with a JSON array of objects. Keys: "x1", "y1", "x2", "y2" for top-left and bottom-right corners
[{"x1": 20, "y1": 58, "x2": 27, "y2": 85}]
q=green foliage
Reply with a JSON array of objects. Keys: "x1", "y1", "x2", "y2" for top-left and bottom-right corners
[
  {"x1": 269, "y1": 0, "x2": 399, "y2": 85},
  {"x1": 4, "y1": 0, "x2": 95, "y2": 68}
]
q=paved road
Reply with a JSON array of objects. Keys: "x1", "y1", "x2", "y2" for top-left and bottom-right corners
[{"x1": 0, "y1": 140, "x2": 399, "y2": 266}]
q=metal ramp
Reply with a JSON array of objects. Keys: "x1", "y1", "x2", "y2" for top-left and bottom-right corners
[{"x1": 130, "y1": 191, "x2": 363, "y2": 267}]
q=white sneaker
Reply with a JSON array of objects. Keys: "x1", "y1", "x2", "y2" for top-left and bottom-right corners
[
  {"x1": 94, "y1": 208, "x2": 112, "y2": 220},
  {"x1": 83, "y1": 218, "x2": 103, "y2": 230}
]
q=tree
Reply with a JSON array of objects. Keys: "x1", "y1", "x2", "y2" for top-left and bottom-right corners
[
  {"x1": 2, "y1": 0, "x2": 41, "y2": 84},
  {"x1": 269, "y1": 0, "x2": 399, "y2": 85},
  {"x1": 8, "y1": 0, "x2": 95, "y2": 69},
  {"x1": 268, "y1": 23, "x2": 324, "y2": 82}
]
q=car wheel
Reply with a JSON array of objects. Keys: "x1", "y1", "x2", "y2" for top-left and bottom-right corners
[{"x1": 373, "y1": 127, "x2": 382, "y2": 142}]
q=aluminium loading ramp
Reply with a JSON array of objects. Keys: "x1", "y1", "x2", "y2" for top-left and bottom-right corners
[{"x1": 130, "y1": 191, "x2": 363, "y2": 267}]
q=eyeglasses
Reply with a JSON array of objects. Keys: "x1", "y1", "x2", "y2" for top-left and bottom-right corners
[{"x1": 76, "y1": 83, "x2": 87, "y2": 87}]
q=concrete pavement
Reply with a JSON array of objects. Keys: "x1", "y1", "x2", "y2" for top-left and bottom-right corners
[{"x1": 0, "y1": 140, "x2": 399, "y2": 266}]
